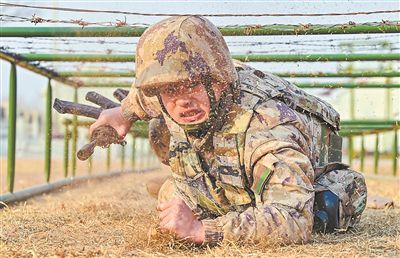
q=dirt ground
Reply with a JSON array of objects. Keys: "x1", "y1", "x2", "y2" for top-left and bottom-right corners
[{"x1": 1, "y1": 166, "x2": 399, "y2": 257}]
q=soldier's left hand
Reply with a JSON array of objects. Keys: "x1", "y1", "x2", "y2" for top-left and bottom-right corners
[{"x1": 157, "y1": 198, "x2": 205, "y2": 244}]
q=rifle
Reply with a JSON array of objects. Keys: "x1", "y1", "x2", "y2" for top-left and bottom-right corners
[{"x1": 53, "y1": 89, "x2": 138, "y2": 161}]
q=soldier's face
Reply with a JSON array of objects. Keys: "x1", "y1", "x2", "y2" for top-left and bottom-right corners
[{"x1": 160, "y1": 82, "x2": 226, "y2": 124}]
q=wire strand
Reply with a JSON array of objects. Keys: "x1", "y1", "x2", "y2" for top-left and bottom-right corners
[{"x1": 1, "y1": 2, "x2": 399, "y2": 17}]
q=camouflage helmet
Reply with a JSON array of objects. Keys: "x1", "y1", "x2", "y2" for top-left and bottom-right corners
[{"x1": 134, "y1": 15, "x2": 237, "y2": 97}]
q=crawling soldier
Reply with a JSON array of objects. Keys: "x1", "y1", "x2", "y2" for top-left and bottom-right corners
[{"x1": 90, "y1": 16, "x2": 367, "y2": 245}]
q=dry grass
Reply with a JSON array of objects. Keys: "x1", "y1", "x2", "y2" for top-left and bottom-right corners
[{"x1": 1, "y1": 167, "x2": 399, "y2": 257}]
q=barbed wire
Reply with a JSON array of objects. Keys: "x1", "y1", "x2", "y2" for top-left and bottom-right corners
[
  {"x1": 1, "y1": 2, "x2": 399, "y2": 17},
  {"x1": 2, "y1": 13, "x2": 400, "y2": 30},
  {"x1": 0, "y1": 45, "x2": 135, "y2": 54},
  {"x1": 0, "y1": 14, "x2": 150, "y2": 28},
  {"x1": 0, "y1": 37, "x2": 137, "y2": 45}
]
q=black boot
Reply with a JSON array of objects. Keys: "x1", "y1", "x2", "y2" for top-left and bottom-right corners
[{"x1": 313, "y1": 190, "x2": 340, "y2": 233}]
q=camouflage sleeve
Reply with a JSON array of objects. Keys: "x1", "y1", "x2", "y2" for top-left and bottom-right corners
[
  {"x1": 202, "y1": 100, "x2": 315, "y2": 245},
  {"x1": 121, "y1": 87, "x2": 162, "y2": 121}
]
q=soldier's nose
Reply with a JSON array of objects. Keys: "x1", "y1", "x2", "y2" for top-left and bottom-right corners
[{"x1": 176, "y1": 98, "x2": 192, "y2": 108}]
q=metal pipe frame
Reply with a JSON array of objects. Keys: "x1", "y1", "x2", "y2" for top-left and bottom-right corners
[
  {"x1": 0, "y1": 167, "x2": 159, "y2": 207},
  {"x1": 16, "y1": 53, "x2": 400, "y2": 62},
  {"x1": 0, "y1": 50, "x2": 82, "y2": 87},
  {"x1": 71, "y1": 88, "x2": 78, "y2": 176},
  {"x1": 76, "y1": 81, "x2": 400, "y2": 89},
  {"x1": 62, "y1": 117, "x2": 398, "y2": 138},
  {"x1": 7, "y1": 63, "x2": 17, "y2": 193},
  {"x1": 44, "y1": 79, "x2": 52, "y2": 182},
  {"x1": 1, "y1": 23, "x2": 399, "y2": 37},
  {"x1": 58, "y1": 70, "x2": 400, "y2": 78}
]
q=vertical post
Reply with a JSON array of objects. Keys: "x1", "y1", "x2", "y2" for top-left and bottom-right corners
[
  {"x1": 346, "y1": 60, "x2": 355, "y2": 170},
  {"x1": 393, "y1": 130, "x2": 398, "y2": 176},
  {"x1": 121, "y1": 145, "x2": 125, "y2": 172},
  {"x1": 350, "y1": 90, "x2": 355, "y2": 121},
  {"x1": 44, "y1": 78, "x2": 52, "y2": 182},
  {"x1": 7, "y1": 63, "x2": 17, "y2": 193},
  {"x1": 143, "y1": 138, "x2": 151, "y2": 169},
  {"x1": 88, "y1": 154, "x2": 93, "y2": 175},
  {"x1": 87, "y1": 133, "x2": 92, "y2": 175},
  {"x1": 63, "y1": 124, "x2": 70, "y2": 177},
  {"x1": 71, "y1": 88, "x2": 78, "y2": 176},
  {"x1": 360, "y1": 134, "x2": 365, "y2": 172},
  {"x1": 131, "y1": 133, "x2": 136, "y2": 171},
  {"x1": 374, "y1": 133, "x2": 380, "y2": 175},
  {"x1": 348, "y1": 136, "x2": 354, "y2": 167},
  {"x1": 106, "y1": 147, "x2": 111, "y2": 172}
]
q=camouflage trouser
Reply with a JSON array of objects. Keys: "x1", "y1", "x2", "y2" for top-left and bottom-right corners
[{"x1": 313, "y1": 162, "x2": 367, "y2": 230}]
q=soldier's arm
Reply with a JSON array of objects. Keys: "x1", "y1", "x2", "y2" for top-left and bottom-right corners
[
  {"x1": 201, "y1": 101, "x2": 315, "y2": 245},
  {"x1": 121, "y1": 87, "x2": 162, "y2": 121}
]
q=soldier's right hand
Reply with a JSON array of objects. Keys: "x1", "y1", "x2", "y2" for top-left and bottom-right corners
[{"x1": 89, "y1": 106, "x2": 133, "y2": 139}]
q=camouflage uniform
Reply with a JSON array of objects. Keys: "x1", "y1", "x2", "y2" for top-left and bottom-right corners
[{"x1": 121, "y1": 16, "x2": 367, "y2": 245}]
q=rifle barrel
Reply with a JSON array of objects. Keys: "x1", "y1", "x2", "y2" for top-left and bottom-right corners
[{"x1": 53, "y1": 98, "x2": 101, "y2": 119}]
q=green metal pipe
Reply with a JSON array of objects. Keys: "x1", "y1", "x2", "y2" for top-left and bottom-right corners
[
  {"x1": 79, "y1": 82, "x2": 132, "y2": 88},
  {"x1": 18, "y1": 53, "x2": 400, "y2": 62},
  {"x1": 7, "y1": 63, "x2": 17, "y2": 193},
  {"x1": 63, "y1": 118, "x2": 398, "y2": 130},
  {"x1": 1, "y1": 23, "x2": 399, "y2": 37},
  {"x1": 0, "y1": 50, "x2": 81, "y2": 88},
  {"x1": 348, "y1": 136, "x2": 354, "y2": 167},
  {"x1": 71, "y1": 88, "x2": 78, "y2": 177},
  {"x1": 374, "y1": 134, "x2": 380, "y2": 175},
  {"x1": 58, "y1": 70, "x2": 400, "y2": 78},
  {"x1": 350, "y1": 89, "x2": 355, "y2": 119},
  {"x1": 293, "y1": 83, "x2": 400, "y2": 89},
  {"x1": 393, "y1": 130, "x2": 398, "y2": 176},
  {"x1": 62, "y1": 118, "x2": 397, "y2": 135},
  {"x1": 88, "y1": 153, "x2": 93, "y2": 175},
  {"x1": 63, "y1": 124, "x2": 70, "y2": 178},
  {"x1": 1, "y1": 169, "x2": 158, "y2": 206},
  {"x1": 131, "y1": 134, "x2": 136, "y2": 170},
  {"x1": 121, "y1": 145, "x2": 125, "y2": 172},
  {"x1": 360, "y1": 135, "x2": 365, "y2": 172},
  {"x1": 276, "y1": 71, "x2": 400, "y2": 78},
  {"x1": 106, "y1": 147, "x2": 111, "y2": 172},
  {"x1": 341, "y1": 126, "x2": 399, "y2": 131},
  {"x1": 78, "y1": 81, "x2": 400, "y2": 89},
  {"x1": 341, "y1": 120, "x2": 400, "y2": 126},
  {"x1": 59, "y1": 71, "x2": 136, "y2": 78},
  {"x1": 44, "y1": 79, "x2": 52, "y2": 182},
  {"x1": 340, "y1": 128, "x2": 396, "y2": 137}
]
